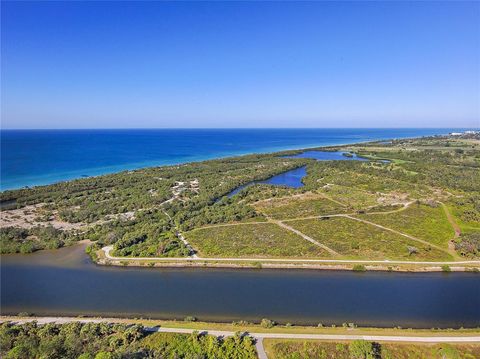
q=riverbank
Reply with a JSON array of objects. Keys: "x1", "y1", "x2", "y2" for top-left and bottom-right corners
[
  {"x1": 96, "y1": 244, "x2": 480, "y2": 273},
  {"x1": 2, "y1": 316, "x2": 479, "y2": 339},
  {"x1": 3, "y1": 316, "x2": 479, "y2": 359}
]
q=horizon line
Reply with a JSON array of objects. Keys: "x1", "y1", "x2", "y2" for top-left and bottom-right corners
[{"x1": 1, "y1": 126, "x2": 478, "y2": 131}]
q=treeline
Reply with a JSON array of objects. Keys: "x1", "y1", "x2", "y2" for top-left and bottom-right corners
[
  {"x1": 0, "y1": 321, "x2": 257, "y2": 359},
  {"x1": 0, "y1": 226, "x2": 76, "y2": 254},
  {"x1": 88, "y1": 209, "x2": 190, "y2": 258}
]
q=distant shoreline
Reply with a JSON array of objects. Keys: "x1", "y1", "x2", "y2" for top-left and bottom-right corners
[{"x1": 1, "y1": 128, "x2": 463, "y2": 191}]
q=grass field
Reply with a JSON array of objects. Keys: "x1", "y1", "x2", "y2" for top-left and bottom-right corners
[
  {"x1": 186, "y1": 223, "x2": 331, "y2": 258},
  {"x1": 253, "y1": 193, "x2": 347, "y2": 219},
  {"x1": 264, "y1": 339, "x2": 480, "y2": 359},
  {"x1": 318, "y1": 185, "x2": 380, "y2": 210},
  {"x1": 287, "y1": 217, "x2": 453, "y2": 260},
  {"x1": 358, "y1": 204, "x2": 455, "y2": 248}
]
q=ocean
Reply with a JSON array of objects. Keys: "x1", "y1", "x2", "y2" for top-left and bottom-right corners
[{"x1": 0, "y1": 128, "x2": 467, "y2": 190}]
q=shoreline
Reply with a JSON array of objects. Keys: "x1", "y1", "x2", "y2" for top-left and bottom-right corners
[
  {"x1": 1, "y1": 129, "x2": 457, "y2": 191},
  {"x1": 2, "y1": 315, "x2": 480, "y2": 336},
  {"x1": 0, "y1": 139, "x2": 375, "y2": 191},
  {"x1": 96, "y1": 250, "x2": 480, "y2": 273}
]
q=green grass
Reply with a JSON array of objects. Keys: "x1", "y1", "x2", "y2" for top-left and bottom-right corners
[
  {"x1": 288, "y1": 217, "x2": 452, "y2": 260},
  {"x1": 446, "y1": 198, "x2": 480, "y2": 233},
  {"x1": 186, "y1": 223, "x2": 331, "y2": 258},
  {"x1": 264, "y1": 339, "x2": 480, "y2": 359},
  {"x1": 359, "y1": 204, "x2": 455, "y2": 248},
  {"x1": 253, "y1": 194, "x2": 347, "y2": 220}
]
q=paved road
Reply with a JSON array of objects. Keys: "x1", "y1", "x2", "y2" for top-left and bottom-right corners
[
  {"x1": 102, "y1": 246, "x2": 480, "y2": 265},
  {"x1": 3, "y1": 317, "x2": 480, "y2": 359}
]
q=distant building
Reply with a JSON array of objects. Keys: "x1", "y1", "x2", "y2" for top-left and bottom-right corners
[{"x1": 450, "y1": 132, "x2": 462, "y2": 136}]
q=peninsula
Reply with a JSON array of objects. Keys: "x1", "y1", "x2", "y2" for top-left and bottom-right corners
[{"x1": 1, "y1": 133, "x2": 479, "y2": 272}]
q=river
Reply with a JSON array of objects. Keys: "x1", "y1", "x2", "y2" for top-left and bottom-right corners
[{"x1": 1, "y1": 244, "x2": 479, "y2": 328}]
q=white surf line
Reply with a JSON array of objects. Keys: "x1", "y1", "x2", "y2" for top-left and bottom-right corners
[
  {"x1": 3, "y1": 317, "x2": 480, "y2": 344},
  {"x1": 102, "y1": 246, "x2": 480, "y2": 265}
]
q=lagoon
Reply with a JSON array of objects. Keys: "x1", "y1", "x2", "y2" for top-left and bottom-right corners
[{"x1": 226, "y1": 150, "x2": 368, "y2": 197}]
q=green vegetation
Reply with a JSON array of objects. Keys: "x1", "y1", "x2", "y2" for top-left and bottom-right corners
[
  {"x1": 0, "y1": 226, "x2": 75, "y2": 254},
  {"x1": 447, "y1": 195, "x2": 480, "y2": 232},
  {"x1": 253, "y1": 193, "x2": 347, "y2": 220},
  {"x1": 287, "y1": 217, "x2": 452, "y2": 260},
  {"x1": 455, "y1": 232, "x2": 480, "y2": 258},
  {"x1": 261, "y1": 318, "x2": 277, "y2": 328},
  {"x1": 1, "y1": 134, "x2": 479, "y2": 265},
  {"x1": 352, "y1": 264, "x2": 367, "y2": 272},
  {"x1": 358, "y1": 203, "x2": 455, "y2": 248},
  {"x1": 0, "y1": 322, "x2": 257, "y2": 359},
  {"x1": 186, "y1": 223, "x2": 330, "y2": 258},
  {"x1": 265, "y1": 339, "x2": 480, "y2": 359}
]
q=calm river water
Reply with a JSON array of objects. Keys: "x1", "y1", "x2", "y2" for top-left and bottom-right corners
[{"x1": 1, "y1": 244, "x2": 479, "y2": 328}]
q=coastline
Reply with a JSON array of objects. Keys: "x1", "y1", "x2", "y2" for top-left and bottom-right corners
[
  {"x1": 3, "y1": 133, "x2": 479, "y2": 273},
  {"x1": 1, "y1": 128, "x2": 460, "y2": 191},
  {"x1": 3, "y1": 132, "x2": 479, "y2": 273}
]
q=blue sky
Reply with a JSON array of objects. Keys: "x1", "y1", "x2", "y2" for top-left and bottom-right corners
[{"x1": 1, "y1": 1, "x2": 479, "y2": 129}]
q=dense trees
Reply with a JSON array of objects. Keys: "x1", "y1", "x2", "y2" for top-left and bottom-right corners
[
  {"x1": 0, "y1": 225, "x2": 72, "y2": 254},
  {"x1": 0, "y1": 322, "x2": 257, "y2": 359}
]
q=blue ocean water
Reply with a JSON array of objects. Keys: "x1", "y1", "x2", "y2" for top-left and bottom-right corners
[{"x1": 0, "y1": 128, "x2": 466, "y2": 190}]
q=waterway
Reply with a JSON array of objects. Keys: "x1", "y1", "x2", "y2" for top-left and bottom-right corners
[
  {"x1": 2, "y1": 244, "x2": 479, "y2": 328},
  {"x1": 226, "y1": 151, "x2": 367, "y2": 197}
]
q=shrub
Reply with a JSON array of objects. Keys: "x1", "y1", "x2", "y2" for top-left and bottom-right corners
[
  {"x1": 184, "y1": 316, "x2": 197, "y2": 322},
  {"x1": 442, "y1": 265, "x2": 451, "y2": 273},
  {"x1": 260, "y1": 318, "x2": 276, "y2": 328},
  {"x1": 353, "y1": 264, "x2": 366, "y2": 272},
  {"x1": 349, "y1": 340, "x2": 375, "y2": 359}
]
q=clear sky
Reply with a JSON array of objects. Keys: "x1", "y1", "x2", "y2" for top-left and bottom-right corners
[{"x1": 1, "y1": 1, "x2": 479, "y2": 129}]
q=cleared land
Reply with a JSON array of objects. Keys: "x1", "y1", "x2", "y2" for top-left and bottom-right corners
[
  {"x1": 186, "y1": 222, "x2": 331, "y2": 258},
  {"x1": 253, "y1": 193, "x2": 347, "y2": 219},
  {"x1": 287, "y1": 217, "x2": 453, "y2": 261}
]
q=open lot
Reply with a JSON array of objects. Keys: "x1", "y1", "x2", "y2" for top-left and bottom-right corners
[
  {"x1": 186, "y1": 222, "x2": 331, "y2": 258},
  {"x1": 287, "y1": 217, "x2": 453, "y2": 261},
  {"x1": 253, "y1": 193, "x2": 348, "y2": 219},
  {"x1": 358, "y1": 204, "x2": 455, "y2": 248}
]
